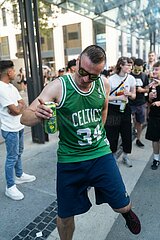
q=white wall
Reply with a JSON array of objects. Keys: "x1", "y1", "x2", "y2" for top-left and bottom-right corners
[
  {"x1": 0, "y1": 3, "x2": 151, "y2": 70},
  {"x1": 81, "y1": 19, "x2": 93, "y2": 49},
  {"x1": 105, "y1": 25, "x2": 118, "y2": 67},
  {"x1": 121, "y1": 31, "x2": 128, "y2": 56},
  {"x1": 53, "y1": 26, "x2": 65, "y2": 71},
  {"x1": 139, "y1": 39, "x2": 144, "y2": 59},
  {"x1": 131, "y1": 36, "x2": 137, "y2": 57},
  {"x1": 0, "y1": 2, "x2": 20, "y2": 60},
  {"x1": 53, "y1": 11, "x2": 94, "y2": 71}
]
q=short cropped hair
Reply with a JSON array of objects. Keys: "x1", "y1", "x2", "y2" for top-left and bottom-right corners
[
  {"x1": 148, "y1": 51, "x2": 156, "y2": 56},
  {"x1": 0, "y1": 60, "x2": 14, "y2": 74},
  {"x1": 67, "y1": 59, "x2": 76, "y2": 69},
  {"x1": 134, "y1": 58, "x2": 144, "y2": 66},
  {"x1": 81, "y1": 45, "x2": 106, "y2": 64},
  {"x1": 153, "y1": 61, "x2": 160, "y2": 68}
]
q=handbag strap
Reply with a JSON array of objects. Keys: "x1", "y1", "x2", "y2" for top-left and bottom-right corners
[{"x1": 109, "y1": 74, "x2": 128, "y2": 96}]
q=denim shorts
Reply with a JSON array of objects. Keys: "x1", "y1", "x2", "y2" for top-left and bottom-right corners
[
  {"x1": 130, "y1": 104, "x2": 146, "y2": 124},
  {"x1": 57, "y1": 154, "x2": 130, "y2": 218}
]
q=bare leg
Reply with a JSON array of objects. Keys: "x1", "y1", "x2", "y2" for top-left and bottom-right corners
[
  {"x1": 135, "y1": 122, "x2": 142, "y2": 140},
  {"x1": 57, "y1": 216, "x2": 75, "y2": 240},
  {"x1": 113, "y1": 202, "x2": 131, "y2": 214},
  {"x1": 152, "y1": 141, "x2": 160, "y2": 154}
]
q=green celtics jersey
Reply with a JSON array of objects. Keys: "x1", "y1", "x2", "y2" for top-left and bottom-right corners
[{"x1": 56, "y1": 74, "x2": 111, "y2": 163}]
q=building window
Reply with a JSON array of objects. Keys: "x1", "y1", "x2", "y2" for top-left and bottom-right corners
[
  {"x1": 13, "y1": 4, "x2": 18, "y2": 25},
  {"x1": 40, "y1": 28, "x2": 53, "y2": 51},
  {"x1": 16, "y1": 34, "x2": 23, "y2": 53},
  {"x1": 2, "y1": 8, "x2": 7, "y2": 26},
  {"x1": 68, "y1": 32, "x2": 79, "y2": 40},
  {"x1": 93, "y1": 21, "x2": 106, "y2": 50},
  {"x1": 63, "y1": 23, "x2": 81, "y2": 56},
  {"x1": 0, "y1": 37, "x2": 10, "y2": 58}
]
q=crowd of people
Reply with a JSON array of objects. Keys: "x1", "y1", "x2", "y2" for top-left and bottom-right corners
[
  {"x1": 105, "y1": 51, "x2": 160, "y2": 170},
  {"x1": 43, "y1": 59, "x2": 77, "y2": 85},
  {"x1": 0, "y1": 46, "x2": 160, "y2": 240}
]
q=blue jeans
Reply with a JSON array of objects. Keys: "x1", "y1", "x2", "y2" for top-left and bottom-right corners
[{"x1": 1, "y1": 129, "x2": 24, "y2": 188}]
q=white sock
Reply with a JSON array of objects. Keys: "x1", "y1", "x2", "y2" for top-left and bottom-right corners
[{"x1": 153, "y1": 154, "x2": 159, "y2": 161}]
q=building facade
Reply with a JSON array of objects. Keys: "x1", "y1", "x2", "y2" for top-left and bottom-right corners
[{"x1": 0, "y1": 1, "x2": 158, "y2": 73}]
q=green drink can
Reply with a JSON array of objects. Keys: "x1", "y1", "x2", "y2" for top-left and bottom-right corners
[{"x1": 44, "y1": 102, "x2": 57, "y2": 134}]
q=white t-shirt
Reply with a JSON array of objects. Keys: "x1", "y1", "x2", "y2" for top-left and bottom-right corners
[
  {"x1": 0, "y1": 81, "x2": 24, "y2": 132},
  {"x1": 108, "y1": 73, "x2": 136, "y2": 105}
]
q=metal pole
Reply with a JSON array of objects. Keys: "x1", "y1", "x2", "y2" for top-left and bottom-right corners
[
  {"x1": 33, "y1": 0, "x2": 49, "y2": 141},
  {"x1": 33, "y1": 0, "x2": 44, "y2": 90},
  {"x1": 150, "y1": 31, "x2": 156, "y2": 51},
  {"x1": 18, "y1": 0, "x2": 29, "y2": 79},
  {"x1": 20, "y1": 0, "x2": 46, "y2": 143}
]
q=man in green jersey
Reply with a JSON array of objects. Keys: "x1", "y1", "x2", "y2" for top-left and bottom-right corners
[{"x1": 21, "y1": 45, "x2": 141, "y2": 239}]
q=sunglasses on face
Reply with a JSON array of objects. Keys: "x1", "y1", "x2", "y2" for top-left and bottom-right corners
[{"x1": 78, "y1": 57, "x2": 100, "y2": 81}]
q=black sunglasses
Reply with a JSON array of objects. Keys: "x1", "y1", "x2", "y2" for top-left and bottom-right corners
[{"x1": 78, "y1": 57, "x2": 100, "y2": 81}]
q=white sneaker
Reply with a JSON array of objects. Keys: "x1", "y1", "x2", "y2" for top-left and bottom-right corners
[
  {"x1": 15, "y1": 172, "x2": 36, "y2": 184},
  {"x1": 122, "y1": 156, "x2": 132, "y2": 167},
  {"x1": 5, "y1": 185, "x2": 24, "y2": 200}
]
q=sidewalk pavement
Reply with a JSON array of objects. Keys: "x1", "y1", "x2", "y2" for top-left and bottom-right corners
[
  {"x1": 0, "y1": 130, "x2": 59, "y2": 240},
  {"x1": 0, "y1": 90, "x2": 157, "y2": 239},
  {"x1": 0, "y1": 122, "x2": 157, "y2": 240},
  {"x1": 47, "y1": 128, "x2": 155, "y2": 240}
]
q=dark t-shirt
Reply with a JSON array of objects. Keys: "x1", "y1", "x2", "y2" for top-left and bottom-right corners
[{"x1": 129, "y1": 72, "x2": 149, "y2": 106}]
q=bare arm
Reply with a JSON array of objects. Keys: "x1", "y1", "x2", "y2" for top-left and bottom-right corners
[
  {"x1": 108, "y1": 94, "x2": 127, "y2": 102},
  {"x1": 21, "y1": 78, "x2": 62, "y2": 126},
  {"x1": 102, "y1": 77, "x2": 110, "y2": 124},
  {"x1": 136, "y1": 86, "x2": 149, "y2": 94},
  {"x1": 124, "y1": 85, "x2": 136, "y2": 100},
  {"x1": 8, "y1": 99, "x2": 26, "y2": 116},
  {"x1": 151, "y1": 101, "x2": 160, "y2": 107}
]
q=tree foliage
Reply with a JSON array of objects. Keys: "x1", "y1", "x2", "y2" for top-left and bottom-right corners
[{"x1": 0, "y1": 0, "x2": 57, "y2": 35}]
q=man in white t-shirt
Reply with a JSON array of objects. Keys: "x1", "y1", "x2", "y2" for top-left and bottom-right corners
[{"x1": 0, "y1": 60, "x2": 36, "y2": 200}]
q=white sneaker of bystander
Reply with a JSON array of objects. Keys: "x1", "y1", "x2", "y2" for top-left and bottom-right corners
[{"x1": 15, "y1": 172, "x2": 36, "y2": 184}]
